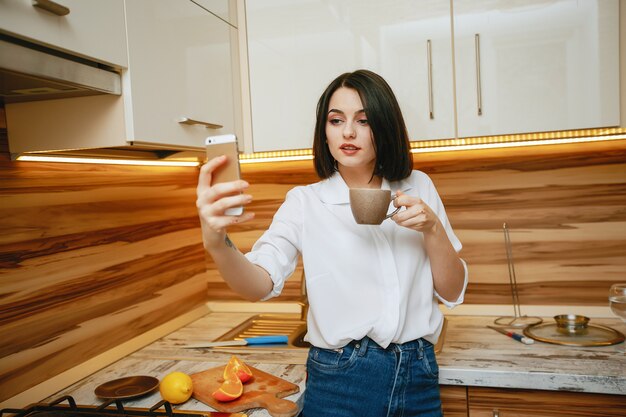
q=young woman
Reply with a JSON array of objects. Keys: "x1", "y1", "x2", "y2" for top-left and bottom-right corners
[{"x1": 196, "y1": 70, "x2": 467, "y2": 417}]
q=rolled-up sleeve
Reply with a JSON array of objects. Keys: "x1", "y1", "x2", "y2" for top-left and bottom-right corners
[
  {"x1": 435, "y1": 258, "x2": 468, "y2": 308},
  {"x1": 245, "y1": 188, "x2": 303, "y2": 300}
]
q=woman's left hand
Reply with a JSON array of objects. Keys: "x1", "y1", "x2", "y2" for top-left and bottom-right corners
[{"x1": 391, "y1": 190, "x2": 439, "y2": 233}]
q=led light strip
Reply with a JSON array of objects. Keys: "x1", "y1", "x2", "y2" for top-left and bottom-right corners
[
  {"x1": 14, "y1": 129, "x2": 626, "y2": 166},
  {"x1": 239, "y1": 130, "x2": 626, "y2": 163},
  {"x1": 239, "y1": 154, "x2": 313, "y2": 164},
  {"x1": 16, "y1": 155, "x2": 200, "y2": 167},
  {"x1": 410, "y1": 133, "x2": 626, "y2": 153},
  {"x1": 409, "y1": 127, "x2": 626, "y2": 150}
]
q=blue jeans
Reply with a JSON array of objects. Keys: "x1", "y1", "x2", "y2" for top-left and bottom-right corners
[{"x1": 300, "y1": 337, "x2": 442, "y2": 417}]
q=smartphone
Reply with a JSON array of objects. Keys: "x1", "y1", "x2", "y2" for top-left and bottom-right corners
[{"x1": 205, "y1": 134, "x2": 243, "y2": 216}]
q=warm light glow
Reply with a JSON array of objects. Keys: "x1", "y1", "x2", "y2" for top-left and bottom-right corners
[
  {"x1": 410, "y1": 134, "x2": 626, "y2": 153},
  {"x1": 14, "y1": 128, "x2": 626, "y2": 165},
  {"x1": 239, "y1": 154, "x2": 313, "y2": 164},
  {"x1": 408, "y1": 127, "x2": 626, "y2": 151},
  {"x1": 237, "y1": 128, "x2": 626, "y2": 163},
  {"x1": 16, "y1": 155, "x2": 201, "y2": 167},
  {"x1": 239, "y1": 149, "x2": 313, "y2": 164}
]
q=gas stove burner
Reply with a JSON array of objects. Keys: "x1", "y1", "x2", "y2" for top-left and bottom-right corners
[{"x1": 1, "y1": 396, "x2": 245, "y2": 417}]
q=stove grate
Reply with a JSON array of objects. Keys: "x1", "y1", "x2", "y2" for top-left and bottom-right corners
[{"x1": 0, "y1": 396, "x2": 216, "y2": 417}]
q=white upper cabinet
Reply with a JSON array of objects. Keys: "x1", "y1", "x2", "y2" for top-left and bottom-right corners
[
  {"x1": 245, "y1": 0, "x2": 454, "y2": 152},
  {"x1": 5, "y1": 0, "x2": 239, "y2": 156},
  {"x1": 379, "y1": 1, "x2": 455, "y2": 141},
  {"x1": 124, "y1": 0, "x2": 237, "y2": 147},
  {"x1": 453, "y1": 0, "x2": 620, "y2": 138},
  {"x1": 0, "y1": 0, "x2": 127, "y2": 67},
  {"x1": 244, "y1": 0, "x2": 620, "y2": 152}
]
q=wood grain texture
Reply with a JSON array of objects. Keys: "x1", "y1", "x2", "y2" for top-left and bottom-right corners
[
  {"x1": 467, "y1": 386, "x2": 626, "y2": 417},
  {"x1": 0, "y1": 124, "x2": 208, "y2": 400},
  {"x1": 440, "y1": 385, "x2": 468, "y2": 417},
  {"x1": 219, "y1": 139, "x2": 626, "y2": 306},
  {"x1": 191, "y1": 365, "x2": 299, "y2": 417}
]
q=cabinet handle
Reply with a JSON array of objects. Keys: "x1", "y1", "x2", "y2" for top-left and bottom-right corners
[
  {"x1": 492, "y1": 410, "x2": 500, "y2": 417},
  {"x1": 32, "y1": 0, "x2": 70, "y2": 16},
  {"x1": 427, "y1": 39, "x2": 434, "y2": 120},
  {"x1": 177, "y1": 117, "x2": 223, "y2": 129},
  {"x1": 475, "y1": 33, "x2": 483, "y2": 116}
]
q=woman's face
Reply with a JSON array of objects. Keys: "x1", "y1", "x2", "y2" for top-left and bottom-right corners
[{"x1": 325, "y1": 87, "x2": 376, "y2": 175}]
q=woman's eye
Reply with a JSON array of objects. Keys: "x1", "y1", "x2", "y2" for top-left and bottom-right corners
[
  {"x1": 357, "y1": 119, "x2": 369, "y2": 125},
  {"x1": 328, "y1": 118, "x2": 343, "y2": 125}
]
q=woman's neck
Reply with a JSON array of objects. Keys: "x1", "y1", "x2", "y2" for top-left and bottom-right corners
[{"x1": 338, "y1": 165, "x2": 382, "y2": 189}]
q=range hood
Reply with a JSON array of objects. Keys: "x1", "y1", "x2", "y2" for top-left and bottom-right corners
[
  {"x1": 0, "y1": 34, "x2": 121, "y2": 104},
  {"x1": 1, "y1": 34, "x2": 210, "y2": 164}
]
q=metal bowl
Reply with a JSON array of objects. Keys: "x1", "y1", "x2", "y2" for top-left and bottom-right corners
[{"x1": 554, "y1": 314, "x2": 590, "y2": 336}]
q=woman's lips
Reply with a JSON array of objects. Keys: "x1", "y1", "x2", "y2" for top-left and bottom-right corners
[{"x1": 339, "y1": 144, "x2": 360, "y2": 155}]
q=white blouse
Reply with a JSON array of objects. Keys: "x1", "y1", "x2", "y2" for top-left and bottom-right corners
[{"x1": 245, "y1": 170, "x2": 468, "y2": 349}]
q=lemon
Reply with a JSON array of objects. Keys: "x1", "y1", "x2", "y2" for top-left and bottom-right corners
[{"x1": 159, "y1": 371, "x2": 193, "y2": 404}]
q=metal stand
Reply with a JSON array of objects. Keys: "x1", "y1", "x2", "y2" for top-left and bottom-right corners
[{"x1": 494, "y1": 223, "x2": 543, "y2": 328}]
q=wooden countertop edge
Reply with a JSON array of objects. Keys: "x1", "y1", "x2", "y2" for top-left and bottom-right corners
[{"x1": 0, "y1": 304, "x2": 211, "y2": 410}]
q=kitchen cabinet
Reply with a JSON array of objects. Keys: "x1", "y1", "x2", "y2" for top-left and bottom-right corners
[
  {"x1": 0, "y1": 0, "x2": 127, "y2": 67},
  {"x1": 6, "y1": 0, "x2": 239, "y2": 156},
  {"x1": 453, "y1": 0, "x2": 620, "y2": 138},
  {"x1": 243, "y1": 0, "x2": 619, "y2": 152},
  {"x1": 440, "y1": 386, "x2": 468, "y2": 417},
  {"x1": 122, "y1": 0, "x2": 237, "y2": 147},
  {"x1": 467, "y1": 387, "x2": 626, "y2": 417},
  {"x1": 244, "y1": 0, "x2": 454, "y2": 152}
]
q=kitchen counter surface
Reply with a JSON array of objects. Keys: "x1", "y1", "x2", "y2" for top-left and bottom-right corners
[{"x1": 45, "y1": 312, "x2": 626, "y2": 416}]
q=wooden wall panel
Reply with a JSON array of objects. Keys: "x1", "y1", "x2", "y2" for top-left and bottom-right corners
[
  {"x1": 0, "y1": 109, "x2": 208, "y2": 401},
  {"x1": 216, "y1": 139, "x2": 626, "y2": 306}
]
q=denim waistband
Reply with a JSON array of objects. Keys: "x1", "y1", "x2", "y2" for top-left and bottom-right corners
[{"x1": 349, "y1": 336, "x2": 431, "y2": 357}]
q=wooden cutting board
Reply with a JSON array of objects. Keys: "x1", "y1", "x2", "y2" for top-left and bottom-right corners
[{"x1": 191, "y1": 365, "x2": 300, "y2": 417}]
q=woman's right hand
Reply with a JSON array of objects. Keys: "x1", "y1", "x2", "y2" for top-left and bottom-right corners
[{"x1": 196, "y1": 155, "x2": 255, "y2": 250}]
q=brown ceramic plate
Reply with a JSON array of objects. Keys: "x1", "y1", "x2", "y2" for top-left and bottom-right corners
[{"x1": 95, "y1": 375, "x2": 159, "y2": 399}]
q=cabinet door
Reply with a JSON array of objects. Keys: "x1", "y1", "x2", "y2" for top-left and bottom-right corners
[
  {"x1": 246, "y1": 0, "x2": 454, "y2": 153},
  {"x1": 453, "y1": 0, "x2": 620, "y2": 138},
  {"x1": 0, "y1": 0, "x2": 127, "y2": 67},
  {"x1": 124, "y1": 0, "x2": 236, "y2": 148},
  {"x1": 468, "y1": 387, "x2": 626, "y2": 417},
  {"x1": 380, "y1": 0, "x2": 455, "y2": 141},
  {"x1": 440, "y1": 385, "x2": 468, "y2": 417}
]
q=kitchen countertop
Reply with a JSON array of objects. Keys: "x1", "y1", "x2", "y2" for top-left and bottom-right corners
[{"x1": 44, "y1": 312, "x2": 626, "y2": 416}]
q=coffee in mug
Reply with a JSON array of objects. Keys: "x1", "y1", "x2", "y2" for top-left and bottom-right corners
[{"x1": 349, "y1": 188, "x2": 401, "y2": 225}]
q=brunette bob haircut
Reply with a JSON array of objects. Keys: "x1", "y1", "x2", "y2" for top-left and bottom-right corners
[{"x1": 312, "y1": 69, "x2": 413, "y2": 181}]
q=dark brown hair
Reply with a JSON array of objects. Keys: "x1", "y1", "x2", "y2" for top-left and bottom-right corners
[{"x1": 312, "y1": 69, "x2": 413, "y2": 180}]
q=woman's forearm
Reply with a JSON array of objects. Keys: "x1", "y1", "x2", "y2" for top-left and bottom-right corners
[
  {"x1": 423, "y1": 220, "x2": 466, "y2": 302},
  {"x1": 207, "y1": 235, "x2": 274, "y2": 301}
]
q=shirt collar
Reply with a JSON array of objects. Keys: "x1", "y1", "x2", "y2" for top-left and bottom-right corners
[{"x1": 316, "y1": 172, "x2": 413, "y2": 205}]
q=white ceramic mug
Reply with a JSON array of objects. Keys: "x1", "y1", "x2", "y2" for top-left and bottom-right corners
[{"x1": 349, "y1": 188, "x2": 401, "y2": 225}]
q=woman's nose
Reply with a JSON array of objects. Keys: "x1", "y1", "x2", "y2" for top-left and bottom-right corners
[{"x1": 343, "y1": 122, "x2": 356, "y2": 138}]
